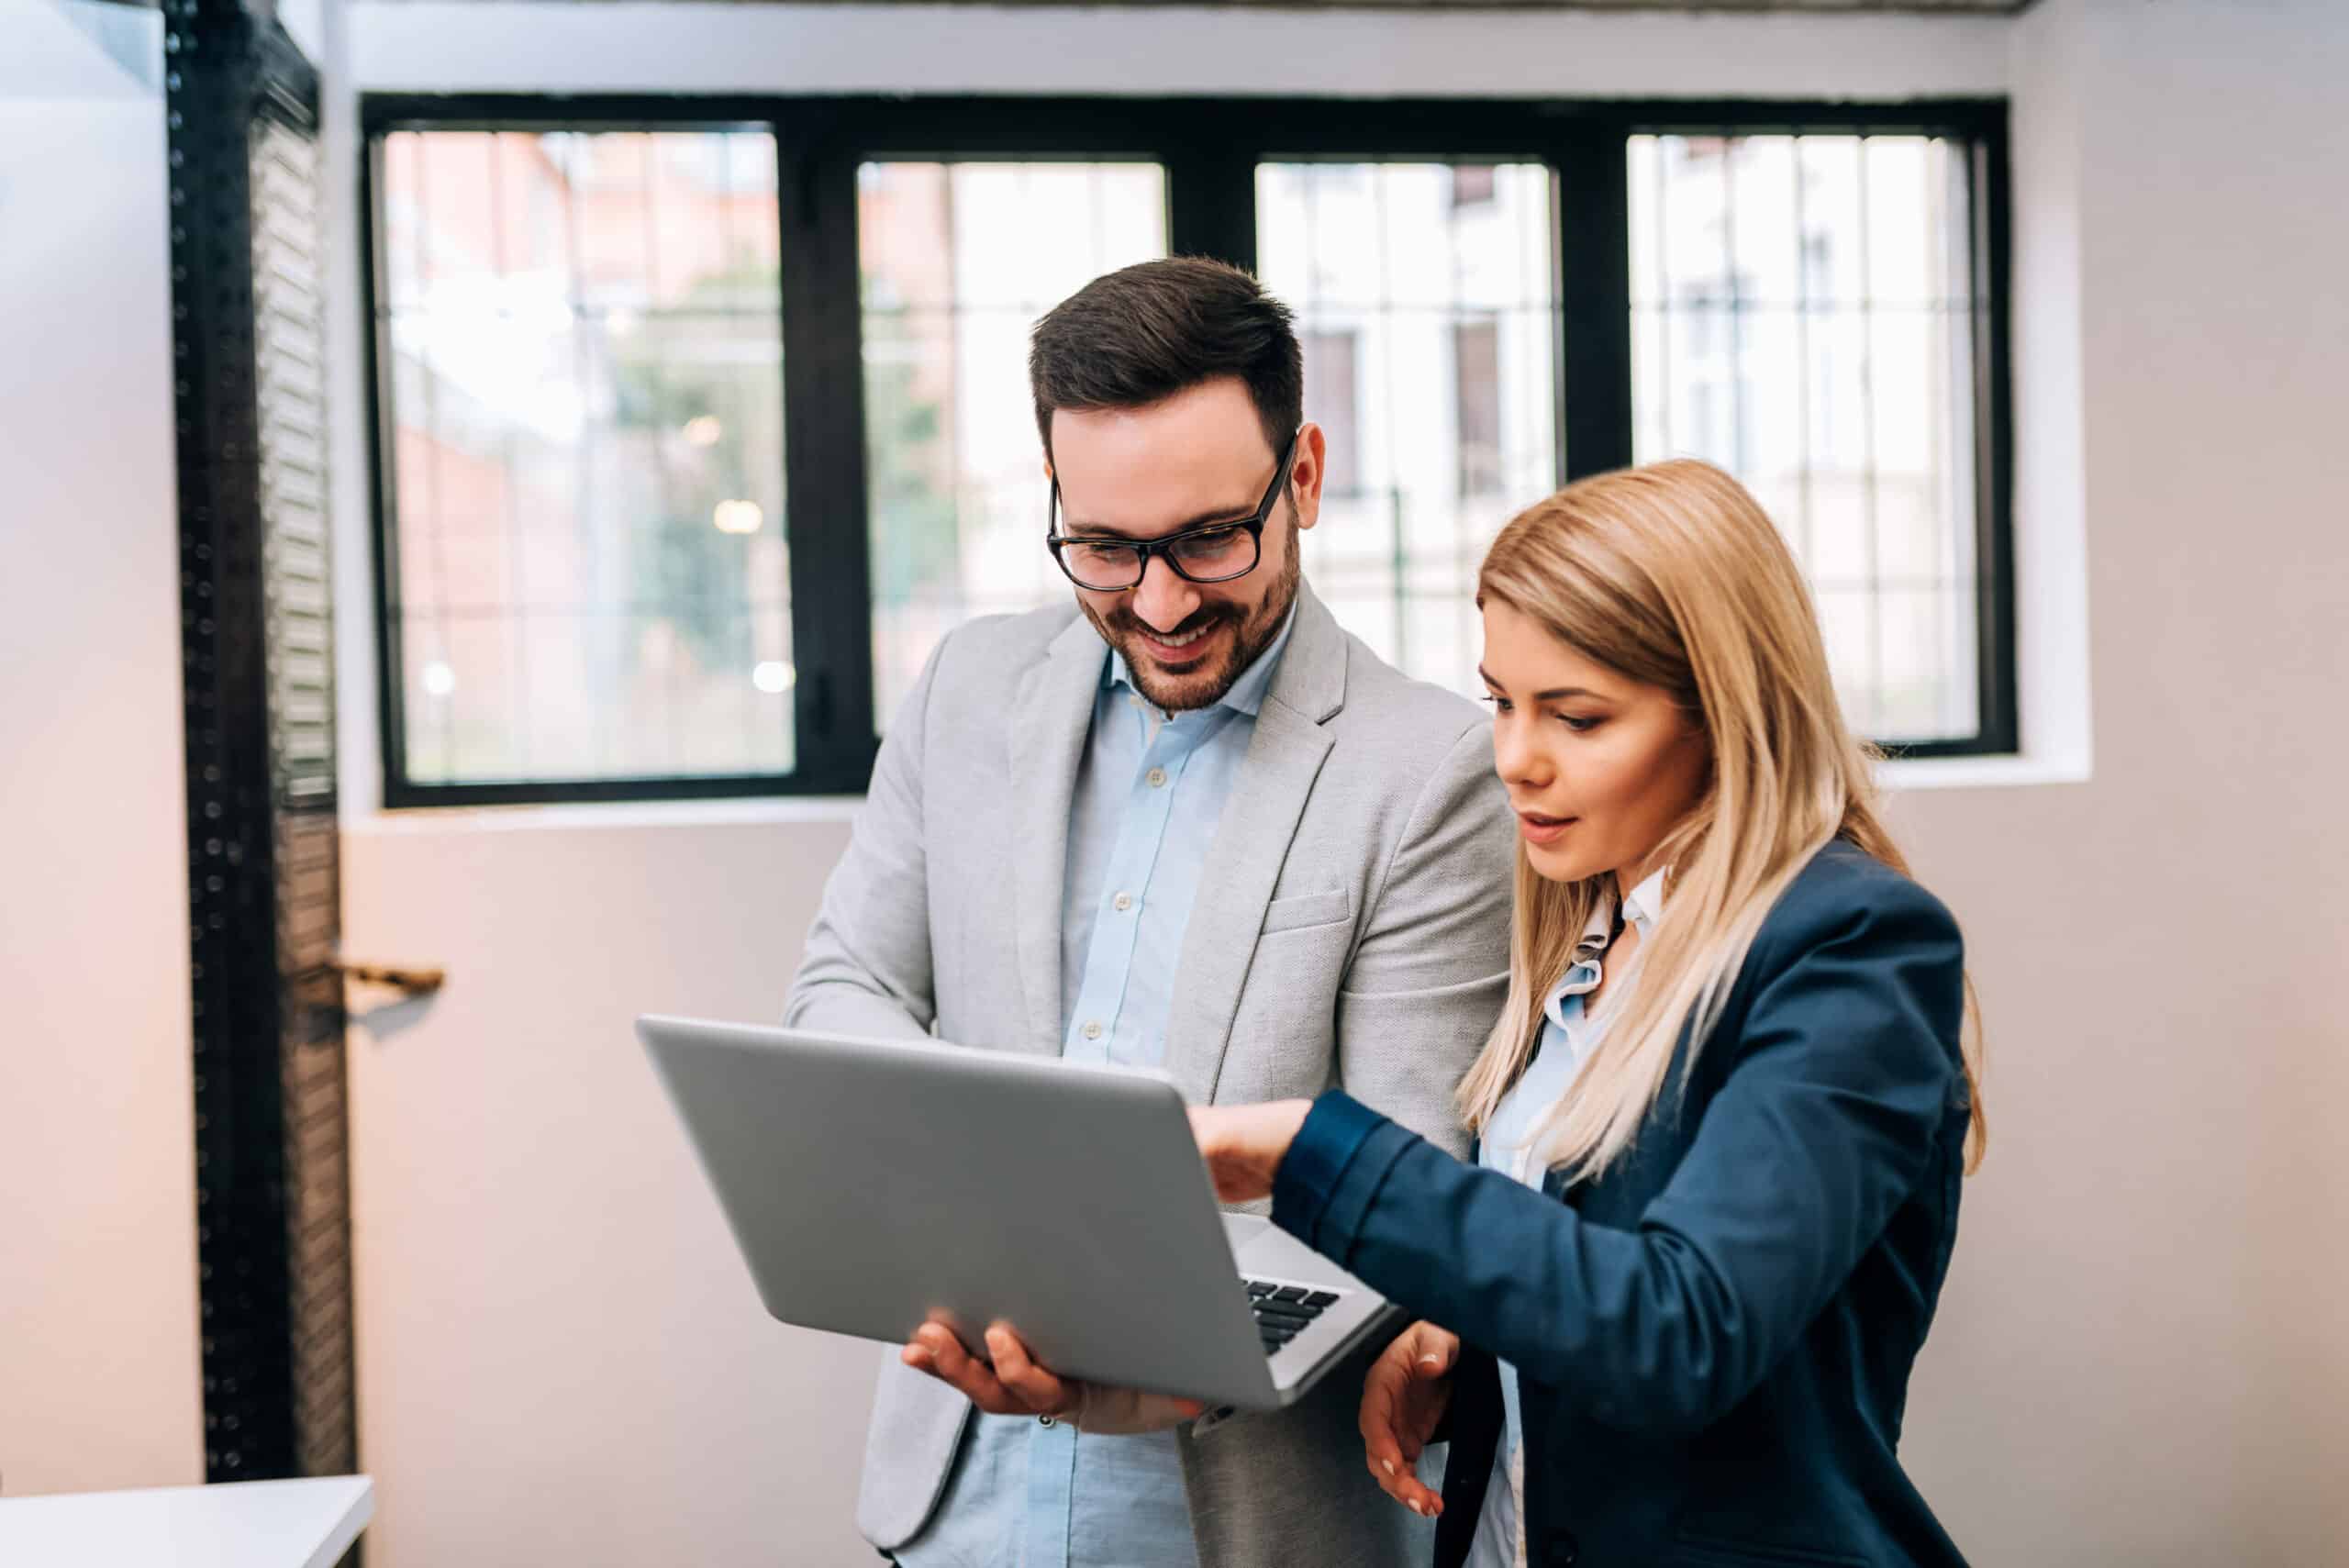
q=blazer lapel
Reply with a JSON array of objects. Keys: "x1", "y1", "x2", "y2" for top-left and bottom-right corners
[
  {"x1": 1008, "y1": 614, "x2": 1107, "y2": 1055},
  {"x1": 1161, "y1": 587, "x2": 1348, "y2": 1104}
]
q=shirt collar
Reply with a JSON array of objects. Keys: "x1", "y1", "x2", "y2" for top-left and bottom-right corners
[
  {"x1": 1543, "y1": 867, "x2": 1670, "y2": 1029},
  {"x1": 1570, "y1": 896, "x2": 1615, "y2": 960},
  {"x1": 1565, "y1": 867, "x2": 1667, "y2": 955},
  {"x1": 1620, "y1": 865, "x2": 1668, "y2": 936},
  {"x1": 1106, "y1": 601, "x2": 1300, "y2": 720}
]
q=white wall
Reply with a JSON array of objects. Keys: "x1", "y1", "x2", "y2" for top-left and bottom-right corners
[
  {"x1": 340, "y1": 806, "x2": 874, "y2": 1564},
  {"x1": 328, "y1": 1, "x2": 2349, "y2": 1563},
  {"x1": 347, "y1": 1, "x2": 2010, "y2": 100},
  {"x1": 1890, "y1": 4, "x2": 2349, "y2": 1560},
  {"x1": 0, "y1": 6, "x2": 205, "y2": 1499}
]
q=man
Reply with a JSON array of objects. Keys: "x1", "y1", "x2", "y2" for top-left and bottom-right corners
[{"x1": 786, "y1": 257, "x2": 1515, "y2": 1567}]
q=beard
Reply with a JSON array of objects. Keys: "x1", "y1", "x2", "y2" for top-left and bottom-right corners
[{"x1": 1082, "y1": 517, "x2": 1303, "y2": 713}]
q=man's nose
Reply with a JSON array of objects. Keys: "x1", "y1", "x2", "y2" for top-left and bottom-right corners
[{"x1": 1130, "y1": 553, "x2": 1202, "y2": 631}]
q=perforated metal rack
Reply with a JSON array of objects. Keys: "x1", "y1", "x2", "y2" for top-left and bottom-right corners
[{"x1": 165, "y1": 0, "x2": 356, "y2": 1491}]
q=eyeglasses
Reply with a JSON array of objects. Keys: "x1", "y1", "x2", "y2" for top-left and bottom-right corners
[{"x1": 1045, "y1": 430, "x2": 1300, "y2": 592}]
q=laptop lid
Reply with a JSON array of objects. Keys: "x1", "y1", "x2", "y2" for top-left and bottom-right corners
[{"x1": 638, "y1": 1016, "x2": 1280, "y2": 1408}]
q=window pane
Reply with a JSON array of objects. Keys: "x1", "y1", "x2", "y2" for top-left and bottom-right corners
[
  {"x1": 379, "y1": 128, "x2": 791, "y2": 786},
  {"x1": 1256, "y1": 162, "x2": 1560, "y2": 697},
  {"x1": 1630, "y1": 132, "x2": 1979, "y2": 745},
  {"x1": 859, "y1": 162, "x2": 1169, "y2": 727}
]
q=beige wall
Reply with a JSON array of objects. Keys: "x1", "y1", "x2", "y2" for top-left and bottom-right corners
[
  {"x1": 1895, "y1": 3, "x2": 2349, "y2": 1560},
  {"x1": 339, "y1": 809, "x2": 876, "y2": 1565},
  {"x1": 0, "y1": 71, "x2": 206, "y2": 1496}
]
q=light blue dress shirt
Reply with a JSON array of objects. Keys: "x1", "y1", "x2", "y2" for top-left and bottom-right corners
[
  {"x1": 1464, "y1": 869, "x2": 1665, "y2": 1568},
  {"x1": 897, "y1": 607, "x2": 1298, "y2": 1568}
]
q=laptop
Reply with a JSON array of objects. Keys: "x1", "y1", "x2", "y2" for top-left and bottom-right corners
[{"x1": 638, "y1": 1016, "x2": 1397, "y2": 1412}]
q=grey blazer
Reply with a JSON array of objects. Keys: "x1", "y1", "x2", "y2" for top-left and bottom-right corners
[{"x1": 785, "y1": 584, "x2": 1516, "y2": 1567}]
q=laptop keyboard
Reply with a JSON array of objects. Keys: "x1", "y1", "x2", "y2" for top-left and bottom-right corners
[{"x1": 1242, "y1": 1277, "x2": 1342, "y2": 1356}]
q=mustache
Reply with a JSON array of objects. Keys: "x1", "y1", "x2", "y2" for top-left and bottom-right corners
[{"x1": 1109, "y1": 606, "x2": 1236, "y2": 640}]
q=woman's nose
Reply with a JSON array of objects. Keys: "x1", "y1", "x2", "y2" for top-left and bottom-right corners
[{"x1": 1493, "y1": 717, "x2": 1551, "y2": 789}]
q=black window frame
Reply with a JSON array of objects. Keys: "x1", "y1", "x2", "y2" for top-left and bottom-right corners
[{"x1": 361, "y1": 93, "x2": 2015, "y2": 806}]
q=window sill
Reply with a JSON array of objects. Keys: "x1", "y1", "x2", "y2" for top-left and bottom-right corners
[
  {"x1": 1877, "y1": 751, "x2": 2091, "y2": 792},
  {"x1": 341, "y1": 749, "x2": 2092, "y2": 836},
  {"x1": 345, "y1": 795, "x2": 867, "y2": 835}
]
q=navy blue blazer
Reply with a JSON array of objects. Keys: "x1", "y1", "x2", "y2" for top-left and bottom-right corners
[{"x1": 1272, "y1": 840, "x2": 1971, "y2": 1568}]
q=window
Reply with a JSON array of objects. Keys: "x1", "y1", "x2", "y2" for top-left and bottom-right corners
[
  {"x1": 1630, "y1": 132, "x2": 1989, "y2": 745},
  {"x1": 373, "y1": 127, "x2": 797, "y2": 798},
  {"x1": 858, "y1": 161, "x2": 1168, "y2": 728},
  {"x1": 1451, "y1": 164, "x2": 1498, "y2": 208},
  {"x1": 1300, "y1": 329, "x2": 1362, "y2": 501},
  {"x1": 1257, "y1": 161, "x2": 1560, "y2": 697},
  {"x1": 1454, "y1": 318, "x2": 1504, "y2": 499},
  {"x1": 363, "y1": 97, "x2": 2012, "y2": 803}
]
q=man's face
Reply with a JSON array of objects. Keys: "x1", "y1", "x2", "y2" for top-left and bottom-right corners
[{"x1": 1049, "y1": 378, "x2": 1323, "y2": 712}]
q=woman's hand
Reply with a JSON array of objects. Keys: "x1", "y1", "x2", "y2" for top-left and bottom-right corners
[
  {"x1": 1359, "y1": 1319, "x2": 1459, "y2": 1518},
  {"x1": 1187, "y1": 1099, "x2": 1314, "y2": 1203},
  {"x1": 901, "y1": 1318, "x2": 1204, "y2": 1434}
]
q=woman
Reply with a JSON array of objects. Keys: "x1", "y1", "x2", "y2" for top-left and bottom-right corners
[{"x1": 1192, "y1": 459, "x2": 1986, "y2": 1568}]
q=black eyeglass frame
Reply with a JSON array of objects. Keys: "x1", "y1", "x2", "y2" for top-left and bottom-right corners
[{"x1": 1045, "y1": 428, "x2": 1302, "y2": 590}]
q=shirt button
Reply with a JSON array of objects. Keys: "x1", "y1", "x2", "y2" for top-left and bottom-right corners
[
  {"x1": 1113, "y1": 892, "x2": 1134, "y2": 912},
  {"x1": 1083, "y1": 1021, "x2": 1103, "y2": 1040},
  {"x1": 1146, "y1": 767, "x2": 1168, "y2": 788}
]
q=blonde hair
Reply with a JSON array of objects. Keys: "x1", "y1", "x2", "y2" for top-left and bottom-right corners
[{"x1": 1454, "y1": 459, "x2": 1987, "y2": 1181}]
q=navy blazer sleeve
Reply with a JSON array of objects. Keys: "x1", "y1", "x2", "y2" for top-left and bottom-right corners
[{"x1": 1272, "y1": 873, "x2": 1965, "y2": 1439}]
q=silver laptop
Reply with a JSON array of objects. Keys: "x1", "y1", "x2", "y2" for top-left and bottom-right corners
[{"x1": 638, "y1": 1016, "x2": 1397, "y2": 1412}]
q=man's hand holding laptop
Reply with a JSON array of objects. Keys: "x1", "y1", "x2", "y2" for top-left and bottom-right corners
[{"x1": 903, "y1": 1317, "x2": 1207, "y2": 1435}]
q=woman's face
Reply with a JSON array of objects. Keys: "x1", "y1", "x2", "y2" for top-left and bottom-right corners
[{"x1": 1479, "y1": 597, "x2": 1711, "y2": 889}]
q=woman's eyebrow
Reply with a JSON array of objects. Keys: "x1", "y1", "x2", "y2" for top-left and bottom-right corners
[{"x1": 1476, "y1": 665, "x2": 1602, "y2": 702}]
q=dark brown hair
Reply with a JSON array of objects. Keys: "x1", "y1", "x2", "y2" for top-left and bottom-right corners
[{"x1": 1029, "y1": 257, "x2": 1303, "y2": 464}]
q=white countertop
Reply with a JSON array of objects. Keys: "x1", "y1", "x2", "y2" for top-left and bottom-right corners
[{"x1": 0, "y1": 1475, "x2": 373, "y2": 1567}]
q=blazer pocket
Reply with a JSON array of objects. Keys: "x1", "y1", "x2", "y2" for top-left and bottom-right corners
[
  {"x1": 1259, "y1": 888, "x2": 1353, "y2": 935},
  {"x1": 1667, "y1": 1532, "x2": 1871, "y2": 1568}
]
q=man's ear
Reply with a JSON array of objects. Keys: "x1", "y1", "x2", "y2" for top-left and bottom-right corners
[{"x1": 1288, "y1": 422, "x2": 1330, "y2": 533}]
